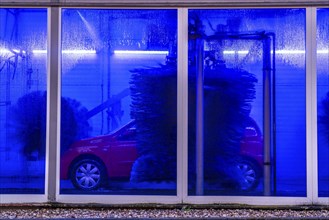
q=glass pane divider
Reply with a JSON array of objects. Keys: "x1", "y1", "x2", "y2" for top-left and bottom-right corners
[
  {"x1": 46, "y1": 6, "x2": 61, "y2": 203},
  {"x1": 306, "y1": 7, "x2": 319, "y2": 204},
  {"x1": 177, "y1": 8, "x2": 189, "y2": 203}
]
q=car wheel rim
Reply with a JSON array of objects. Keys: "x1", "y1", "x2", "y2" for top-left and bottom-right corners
[
  {"x1": 237, "y1": 163, "x2": 256, "y2": 190},
  {"x1": 75, "y1": 162, "x2": 101, "y2": 189}
]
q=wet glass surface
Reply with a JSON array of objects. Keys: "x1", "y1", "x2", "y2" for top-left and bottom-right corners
[
  {"x1": 60, "y1": 9, "x2": 177, "y2": 195},
  {"x1": 0, "y1": 8, "x2": 47, "y2": 194},
  {"x1": 188, "y1": 9, "x2": 307, "y2": 196},
  {"x1": 317, "y1": 8, "x2": 329, "y2": 198}
]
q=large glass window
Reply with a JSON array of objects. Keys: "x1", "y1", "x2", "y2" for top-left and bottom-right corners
[
  {"x1": 59, "y1": 9, "x2": 177, "y2": 195},
  {"x1": 317, "y1": 8, "x2": 329, "y2": 198},
  {"x1": 188, "y1": 9, "x2": 306, "y2": 196},
  {"x1": 0, "y1": 8, "x2": 47, "y2": 194}
]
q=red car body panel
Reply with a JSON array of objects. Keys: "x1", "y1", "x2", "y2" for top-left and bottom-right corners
[
  {"x1": 240, "y1": 118, "x2": 264, "y2": 167},
  {"x1": 60, "y1": 121, "x2": 138, "y2": 180},
  {"x1": 61, "y1": 118, "x2": 263, "y2": 181}
]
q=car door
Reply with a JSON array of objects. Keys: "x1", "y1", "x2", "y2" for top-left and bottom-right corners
[{"x1": 108, "y1": 123, "x2": 138, "y2": 178}]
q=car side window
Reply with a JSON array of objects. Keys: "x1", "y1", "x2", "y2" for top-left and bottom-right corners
[{"x1": 117, "y1": 126, "x2": 136, "y2": 141}]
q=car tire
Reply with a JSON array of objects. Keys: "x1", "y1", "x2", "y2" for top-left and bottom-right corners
[
  {"x1": 236, "y1": 159, "x2": 261, "y2": 191},
  {"x1": 70, "y1": 158, "x2": 106, "y2": 190}
]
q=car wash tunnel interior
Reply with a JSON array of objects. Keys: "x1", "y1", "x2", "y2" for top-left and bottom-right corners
[{"x1": 0, "y1": 6, "x2": 328, "y2": 203}]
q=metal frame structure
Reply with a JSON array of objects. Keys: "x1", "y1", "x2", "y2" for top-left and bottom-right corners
[
  {"x1": 1, "y1": 0, "x2": 329, "y2": 7},
  {"x1": 190, "y1": 31, "x2": 276, "y2": 197},
  {"x1": 0, "y1": 1, "x2": 328, "y2": 205}
]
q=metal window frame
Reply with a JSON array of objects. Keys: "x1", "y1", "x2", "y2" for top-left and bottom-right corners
[
  {"x1": 55, "y1": 7, "x2": 183, "y2": 205},
  {"x1": 182, "y1": 6, "x2": 319, "y2": 206},
  {"x1": 48, "y1": 6, "x2": 61, "y2": 203},
  {"x1": 0, "y1": 6, "x2": 49, "y2": 204},
  {"x1": 315, "y1": 7, "x2": 329, "y2": 206},
  {"x1": 1, "y1": 0, "x2": 329, "y2": 7},
  {"x1": 1, "y1": 4, "x2": 328, "y2": 205},
  {"x1": 306, "y1": 7, "x2": 318, "y2": 205}
]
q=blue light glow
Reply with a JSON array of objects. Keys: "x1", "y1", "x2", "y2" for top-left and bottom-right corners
[{"x1": 114, "y1": 50, "x2": 169, "y2": 55}]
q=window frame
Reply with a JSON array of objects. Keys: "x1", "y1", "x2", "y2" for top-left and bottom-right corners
[{"x1": 0, "y1": 4, "x2": 328, "y2": 205}]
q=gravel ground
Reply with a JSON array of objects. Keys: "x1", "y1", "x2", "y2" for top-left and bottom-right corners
[{"x1": 1, "y1": 206, "x2": 329, "y2": 219}]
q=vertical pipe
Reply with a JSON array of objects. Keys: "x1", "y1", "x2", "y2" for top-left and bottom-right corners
[
  {"x1": 5, "y1": 60, "x2": 11, "y2": 160},
  {"x1": 100, "y1": 13, "x2": 105, "y2": 134},
  {"x1": 107, "y1": 13, "x2": 112, "y2": 133},
  {"x1": 196, "y1": 38, "x2": 204, "y2": 196},
  {"x1": 46, "y1": 6, "x2": 60, "y2": 202},
  {"x1": 107, "y1": 50, "x2": 111, "y2": 132},
  {"x1": 263, "y1": 36, "x2": 272, "y2": 196},
  {"x1": 271, "y1": 33, "x2": 277, "y2": 195}
]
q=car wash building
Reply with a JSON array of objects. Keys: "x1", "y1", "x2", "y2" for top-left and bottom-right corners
[{"x1": 0, "y1": 0, "x2": 328, "y2": 206}]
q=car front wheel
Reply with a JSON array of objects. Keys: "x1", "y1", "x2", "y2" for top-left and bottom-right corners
[
  {"x1": 70, "y1": 158, "x2": 105, "y2": 190},
  {"x1": 237, "y1": 159, "x2": 261, "y2": 191}
]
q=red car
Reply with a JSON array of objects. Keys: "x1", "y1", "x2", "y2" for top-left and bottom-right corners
[
  {"x1": 238, "y1": 117, "x2": 264, "y2": 190},
  {"x1": 60, "y1": 121, "x2": 138, "y2": 190},
  {"x1": 60, "y1": 119, "x2": 263, "y2": 191}
]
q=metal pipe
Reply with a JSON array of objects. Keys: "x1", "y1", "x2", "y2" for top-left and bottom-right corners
[
  {"x1": 263, "y1": 36, "x2": 272, "y2": 196},
  {"x1": 269, "y1": 32, "x2": 277, "y2": 195},
  {"x1": 195, "y1": 38, "x2": 204, "y2": 196}
]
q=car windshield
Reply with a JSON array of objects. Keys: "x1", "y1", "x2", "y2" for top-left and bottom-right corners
[{"x1": 108, "y1": 120, "x2": 135, "y2": 136}]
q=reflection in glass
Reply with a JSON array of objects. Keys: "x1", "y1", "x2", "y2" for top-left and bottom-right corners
[
  {"x1": 317, "y1": 8, "x2": 329, "y2": 197},
  {"x1": 0, "y1": 9, "x2": 47, "y2": 194},
  {"x1": 188, "y1": 9, "x2": 306, "y2": 196},
  {"x1": 59, "y1": 9, "x2": 177, "y2": 195}
]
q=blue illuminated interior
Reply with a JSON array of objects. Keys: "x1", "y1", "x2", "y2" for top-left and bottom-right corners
[
  {"x1": 188, "y1": 9, "x2": 306, "y2": 196},
  {"x1": 0, "y1": 8, "x2": 47, "y2": 194},
  {"x1": 317, "y1": 8, "x2": 329, "y2": 197},
  {"x1": 0, "y1": 8, "x2": 327, "y2": 197}
]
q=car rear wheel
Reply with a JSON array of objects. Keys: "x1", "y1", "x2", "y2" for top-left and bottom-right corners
[
  {"x1": 70, "y1": 158, "x2": 106, "y2": 190},
  {"x1": 237, "y1": 160, "x2": 260, "y2": 191}
]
